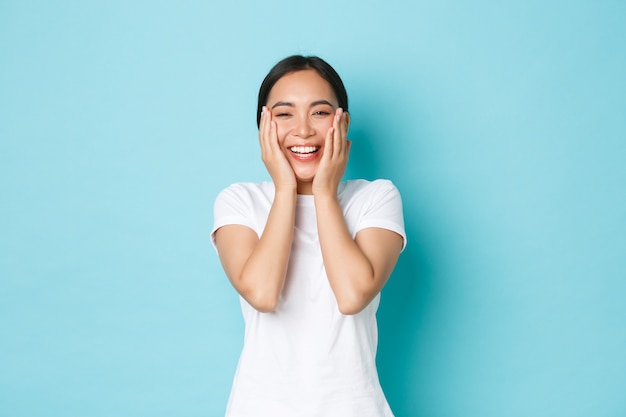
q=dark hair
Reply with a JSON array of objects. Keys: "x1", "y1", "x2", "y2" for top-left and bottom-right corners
[{"x1": 256, "y1": 55, "x2": 349, "y2": 127}]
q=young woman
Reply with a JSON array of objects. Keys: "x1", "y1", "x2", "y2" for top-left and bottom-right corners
[{"x1": 211, "y1": 55, "x2": 406, "y2": 416}]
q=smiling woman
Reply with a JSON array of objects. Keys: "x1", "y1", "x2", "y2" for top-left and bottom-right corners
[
  {"x1": 263, "y1": 69, "x2": 346, "y2": 194},
  {"x1": 210, "y1": 55, "x2": 406, "y2": 417}
]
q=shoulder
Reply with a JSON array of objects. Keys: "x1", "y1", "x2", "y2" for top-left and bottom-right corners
[
  {"x1": 213, "y1": 181, "x2": 276, "y2": 221},
  {"x1": 215, "y1": 181, "x2": 275, "y2": 205},
  {"x1": 339, "y1": 179, "x2": 401, "y2": 200},
  {"x1": 340, "y1": 179, "x2": 406, "y2": 251},
  {"x1": 211, "y1": 182, "x2": 274, "y2": 244},
  {"x1": 338, "y1": 179, "x2": 404, "y2": 224},
  {"x1": 217, "y1": 181, "x2": 275, "y2": 196}
]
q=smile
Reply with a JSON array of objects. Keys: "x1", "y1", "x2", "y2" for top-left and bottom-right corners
[{"x1": 290, "y1": 146, "x2": 319, "y2": 155}]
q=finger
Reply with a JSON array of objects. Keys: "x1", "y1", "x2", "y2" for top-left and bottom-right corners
[
  {"x1": 333, "y1": 108, "x2": 344, "y2": 158},
  {"x1": 259, "y1": 106, "x2": 268, "y2": 152},
  {"x1": 269, "y1": 119, "x2": 280, "y2": 154},
  {"x1": 260, "y1": 106, "x2": 267, "y2": 131},
  {"x1": 260, "y1": 107, "x2": 276, "y2": 157},
  {"x1": 340, "y1": 110, "x2": 348, "y2": 143},
  {"x1": 323, "y1": 125, "x2": 335, "y2": 161},
  {"x1": 339, "y1": 111, "x2": 351, "y2": 158}
]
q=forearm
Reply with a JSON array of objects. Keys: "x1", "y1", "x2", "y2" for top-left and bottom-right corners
[
  {"x1": 314, "y1": 193, "x2": 376, "y2": 314},
  {"x1": 239, "y1": 189, "x2": 296, "y2": 311}
]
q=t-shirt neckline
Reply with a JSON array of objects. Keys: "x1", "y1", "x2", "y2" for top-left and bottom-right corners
[{"x1": 296, "y1": 194, "x2": 315, "y2": 207}]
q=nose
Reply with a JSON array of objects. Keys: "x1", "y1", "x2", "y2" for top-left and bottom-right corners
[{"x1": 294, "y1": 115, "x2": 315, "y2": 138}]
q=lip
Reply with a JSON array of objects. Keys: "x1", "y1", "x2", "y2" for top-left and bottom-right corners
[
  {"x1": 288, "y1": 144, "x2": 321, "y2": 162},
  {"x1": 290, "y1": 152, "x2": 319, "y2": 162}
]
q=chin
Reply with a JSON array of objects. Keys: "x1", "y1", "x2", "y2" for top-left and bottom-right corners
[
  {"x1": 294, "y1": 170, "x2": 317, "y2": 183},
  {"x1": 290, "y1": 164, "x2": 318, "y2": 181}
]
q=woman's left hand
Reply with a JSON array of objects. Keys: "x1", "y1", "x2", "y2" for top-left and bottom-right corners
[{"x1": 312, "y1": 108, "x2": 351, "y2": 197}]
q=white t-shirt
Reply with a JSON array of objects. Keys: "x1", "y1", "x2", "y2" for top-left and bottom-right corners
[{"x1": 211, "y1": 179, "x2": 406, "y2": 417}]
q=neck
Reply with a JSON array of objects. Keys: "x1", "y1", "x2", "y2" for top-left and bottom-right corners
[{"x1": 297, "y1": 181, "x2": 313, "y2": 195}]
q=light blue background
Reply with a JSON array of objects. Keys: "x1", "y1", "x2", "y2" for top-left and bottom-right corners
[{"x1": 1, "y1": 1, "x2": 625, "y2": 416}]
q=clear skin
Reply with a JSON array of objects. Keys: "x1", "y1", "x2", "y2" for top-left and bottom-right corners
[{"x1": 214, "y1": 70, "x2": 403, "y2": 315}]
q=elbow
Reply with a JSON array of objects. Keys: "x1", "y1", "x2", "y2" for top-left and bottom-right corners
[
  {"x1": 252, "y1": 299, "x2": 279, "y2": 313},
  {"x1": 233, "y1": 271, "x2": 282, "y2": 313},
  {"x1": 334, "y1": 273, "x2": 378, "y2": 315},
  {"x1": 336, "y1": 294, "x2": 369, "y2": 315},
  {"x1": 243, "y1": 290, "x2": 280, "y2": 313},
  {"x1": 338, "y1": 304, "x2": 364, "y2": 315}
]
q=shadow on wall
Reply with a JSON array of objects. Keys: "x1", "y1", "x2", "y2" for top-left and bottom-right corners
[{"x1": 346, "y1": 87, "x2": 437, "y2": 414}]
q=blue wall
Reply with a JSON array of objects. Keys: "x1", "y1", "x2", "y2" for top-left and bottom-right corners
[{"x1": 1, "y1": 1, "x2": 625, "y2": 416}]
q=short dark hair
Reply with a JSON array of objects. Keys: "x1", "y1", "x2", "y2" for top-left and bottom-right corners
[{"x1": 256, "y1": 55, "x2": 349, "y2": 127}]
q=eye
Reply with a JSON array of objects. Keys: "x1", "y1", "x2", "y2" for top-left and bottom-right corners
[
  {"x1": 274, "y1": 112, "x2": 291, "y2": 118},
  {"x1": 312, "y1": 110, "x2": 332, "y2": 117}
]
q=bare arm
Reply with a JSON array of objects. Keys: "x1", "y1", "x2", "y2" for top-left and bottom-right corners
[
  {"x1": 313, "y1": 109, "x2": 403, "y2": 314},
  {"x1": 315, "y1": 194, "x2": 403, "y2": 315},
  {"x1": 214, "y1": 189, "x2": 296, "y2": 312},
  {"x1": 214, "y1": 107, "x2": 297, "y2": 312}
]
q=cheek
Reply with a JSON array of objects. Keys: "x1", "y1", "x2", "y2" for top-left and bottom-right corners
[
  {"x1": 274, "y1": 123, "x2": 289, "y2": 143},
  {"x1": 273, "y1": 117, "x2": 295, "y2": 133},
  {"x1": 314, "y1": 118, "x2": 334, "y2": 133}
]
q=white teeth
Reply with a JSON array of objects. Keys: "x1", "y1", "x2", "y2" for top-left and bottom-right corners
[{"x1": 290, "y1": 146, "x2": 318, "y2": 154}]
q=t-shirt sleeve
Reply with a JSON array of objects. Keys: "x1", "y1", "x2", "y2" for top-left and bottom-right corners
[
  {"x1": 355, "y1": 180, "x2": 407, "y2": 251},
  {"x1": 210, "y1": 184, "x2": 259, "y2": 250}
]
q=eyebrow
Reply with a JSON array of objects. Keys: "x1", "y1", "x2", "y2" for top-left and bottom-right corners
[{"x1": 270, "y1": 100, "x2": 335, "y2": 109}]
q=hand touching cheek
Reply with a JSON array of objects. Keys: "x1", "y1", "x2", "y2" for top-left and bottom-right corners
[
  {"x1": 258, "y1": 107, "x2": 297, "y2": 192},
  {"x1": 312, "y1": 108, "x2": 351, "y2": 197}
]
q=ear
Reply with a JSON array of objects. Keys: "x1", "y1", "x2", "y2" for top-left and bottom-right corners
[{"x1": 344, "y1": 112, "x2": 351, "y2": 130}]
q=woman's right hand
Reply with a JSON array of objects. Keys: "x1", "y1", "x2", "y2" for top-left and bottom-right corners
[{"x1": 259, "y1": 106, "x2": 297, "y2": 192}]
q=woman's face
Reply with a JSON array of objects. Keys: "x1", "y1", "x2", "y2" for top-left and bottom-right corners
[{"x1": 266, "y1": 69, "x2": 344, "y2": 191}]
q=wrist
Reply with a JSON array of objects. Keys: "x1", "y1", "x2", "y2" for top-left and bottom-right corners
[
  {"x1": 313, "y1": 191, "x2": 339, "y2": 205},
  {"x1": 274, "y1": 186, "x2": 298, "y2": 199},
  {"x1": 312, "y1": 183, "x2": 339, "y2": 197}
]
